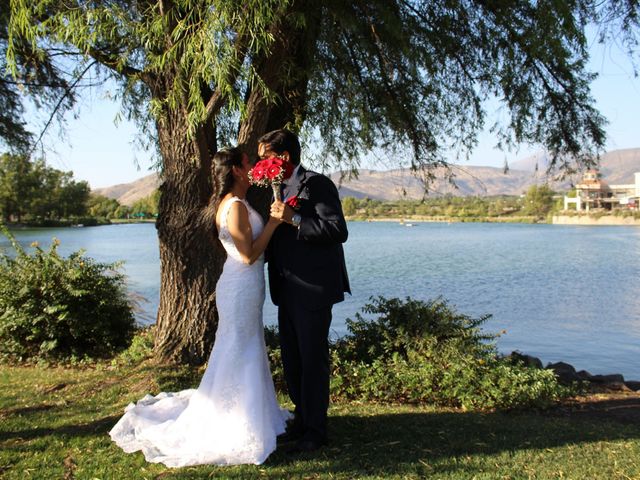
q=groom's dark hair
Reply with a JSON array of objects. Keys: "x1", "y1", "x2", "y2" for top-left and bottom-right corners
[{"x1": 258, "y1": 129, "x2": 301, "y2": 166}]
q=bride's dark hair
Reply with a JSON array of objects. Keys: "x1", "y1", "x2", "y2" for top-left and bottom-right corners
[
  {"x1": 203, "y1": 147, "x2": 247, "y2": 235},
  {"x1": 212, "y1": 147, "x2": 245, "y2": 199}
]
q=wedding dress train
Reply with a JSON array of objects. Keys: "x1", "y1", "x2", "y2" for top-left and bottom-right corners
[{"x1": 109, "y1": 197, "x2": 290, "y2": 467}]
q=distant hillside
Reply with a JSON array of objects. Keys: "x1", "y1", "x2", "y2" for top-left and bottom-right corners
[
  {"x1": 509, "y1": 151, "x2": 551, "y2": 172},
  {"x1": 597, "y1": 149, "x2": 640, "y2": 184},
  {"x1": 329, "y1": 166, "x2": 564, "y2": 200},
  {"x1": 94, "y1": 174, "x2": 161, "y2": 206},
  {"x1": 92, "y1": 148, "x2": 640, "y2": 204},
  {"x1": 510, "y1": 148, "x2": 640, "y2": 184}
]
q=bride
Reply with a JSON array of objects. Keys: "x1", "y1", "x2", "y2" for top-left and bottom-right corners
[{"x1": 109, "y1": 147, "x2": 290, "y2": 467}]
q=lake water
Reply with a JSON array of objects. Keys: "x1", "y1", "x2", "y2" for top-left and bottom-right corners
[{"x1": 2, "y1": 222, "x2": 639, "y2": 379}]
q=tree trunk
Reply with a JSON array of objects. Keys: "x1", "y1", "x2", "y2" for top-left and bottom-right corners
[
  {"x1": 239, "y1": 2, "x2": 321, "y2": 216},
  {"x1": 153, "y1": 107, "x2": 221, "y2": 365},
  {"x1": 264, "y1": 1, "x2": 321, "y2": 134},
  {"x1": 152, "y1": 0, "x2": 321, "y2": 365}
]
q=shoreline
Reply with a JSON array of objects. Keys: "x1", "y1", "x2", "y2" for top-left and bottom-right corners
[
  {"x1": 4, "y1": 219, "x2": 156, "y2": 229},
  {"x1": 345, "y1": 215, "x2": 541, "y2": 224},
  {"x1": 552, "y1": 214, "x2": 640, "y2": 226},
  {"x1": 7, "y1": 214, "x2": 639, "y2": 228},
  {"x1": 346, "y1": 214, "x2": 640, "y2": 226},
  {"x1": 507, "y1": 352, "x2": 640, "y2": 387}
]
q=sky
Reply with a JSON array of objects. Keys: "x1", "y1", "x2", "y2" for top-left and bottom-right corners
[{"x1": 21, "y1": 32, "x2": 640, "y2": 190}]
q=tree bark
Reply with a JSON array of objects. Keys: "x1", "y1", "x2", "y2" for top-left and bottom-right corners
[
  {"x1": 240, "y1": 1, "x2": 321, "y2": 216},
  {"x1": 153, "y1": 106, "x2": 221, "y2": 365},
  {"x1": 265, "y1": 1, "x2": 321, "y2": 134}
]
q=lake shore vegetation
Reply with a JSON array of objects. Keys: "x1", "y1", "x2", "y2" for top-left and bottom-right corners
[
  {"x1": 301, "y1": 296, "x2": 573, "y2": 410},
  {"x1": 0, "y1": 153, "x2": 160, "y2": 227},
  {"x1": 0, "y1": 153, "x2": 91, "y2": 226},
  {"x1": 0, "y1": 228, "x2": 135, "y2": 361},
  {"x1": 341, "y1": 185, "x2": 558, "y2": 223},
  {"x1": 88, "y1": 191, "x2": 159, "y2": 223}
]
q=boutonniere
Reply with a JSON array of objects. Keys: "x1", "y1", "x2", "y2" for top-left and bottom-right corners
[{"x1": 285, "y1": 196, "x2": 300, "y2": 209}]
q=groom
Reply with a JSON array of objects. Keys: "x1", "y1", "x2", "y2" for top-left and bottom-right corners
[{"x1": 261, "y1": 129, "x2": 350, "y2": 453}]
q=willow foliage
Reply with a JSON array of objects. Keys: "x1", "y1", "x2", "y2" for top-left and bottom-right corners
[
  {"x1": 8, "y1": 0, "x2": 285, "y2": 143},
  {"x1": 0, "y1": 0, "x2": 73, "y2": 152},
  {"x1": 6, "y1": 0, "x2": 639, "y2": 173}
]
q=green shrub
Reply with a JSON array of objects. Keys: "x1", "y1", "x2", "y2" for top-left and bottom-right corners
[
  {"x1": 266, "y1": 296, "x2": 572, "y2": 411},
  {"x1": 264, "y1": 324, "x2": 286, "y2": 392},
  {"x1": 0, "y1": 225, "x2": 136, "y2": 361},
  {"x1": 114, "y1": 326, "x2": 155, "y2": 365},
  {"x1": 336, "y1": 296, "x2": 496, "y2": 364},
  {"x1": 333, "y1": 297, "x2": 572, "y2": 410}
]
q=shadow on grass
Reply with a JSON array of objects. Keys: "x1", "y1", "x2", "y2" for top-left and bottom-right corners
[
  {"x1": 0, "y1": 413, "x2": 121, "y2": 443},
  {"x1": 261, "y1": 406, "x2": 640, "y2": 477},
  {"x1": 554, "y1": 394, "x2": 640, "y2": 424},
  {"x1": 0, "y1": 404, "x2": 58, "y2": 418},
  {"x1": 132, "y1": 362, "x2": 203, "y2": 393}
]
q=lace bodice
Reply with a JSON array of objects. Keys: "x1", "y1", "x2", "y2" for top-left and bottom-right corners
[{"x1": 218, "y1": 197, "x2": 264, "y2": 264}]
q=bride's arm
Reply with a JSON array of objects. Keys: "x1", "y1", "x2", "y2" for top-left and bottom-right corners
[{"x1": 226, "y1": 201, "x2": 279, "y2": 265}]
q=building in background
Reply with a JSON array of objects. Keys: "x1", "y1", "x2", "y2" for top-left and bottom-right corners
[{"x1": 563, "y1": 170, "x2": 640, "y2": 211}]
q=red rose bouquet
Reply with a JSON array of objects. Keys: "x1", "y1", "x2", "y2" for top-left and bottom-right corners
[{"x1": 248, "y1": 156, "x2": 295, "y2": 199}]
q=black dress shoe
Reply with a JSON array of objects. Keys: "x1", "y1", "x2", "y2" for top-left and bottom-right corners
[
  {"x1": 277, "y1": 418, "x2": 305, "y2": 443},
  {"x1": 276, "y1": 429, "x2": 304, "y2": 443},
  {"x1": 286, "y1": 438, "x2": 326, "y2": 454}
]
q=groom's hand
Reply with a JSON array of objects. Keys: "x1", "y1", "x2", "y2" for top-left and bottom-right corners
[{"x1": 271, "y1": 200, "x2": 295, "y2": 224}]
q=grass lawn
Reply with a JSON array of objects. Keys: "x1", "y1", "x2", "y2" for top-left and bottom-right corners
[{"x1": 1, "y1": 361, "x2": 639, "y2": 480}]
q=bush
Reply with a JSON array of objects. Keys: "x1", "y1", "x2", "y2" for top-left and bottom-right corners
[
  {"x1": 336, "y1": 296, "x2": 496, "y2": 364},
  {"x1": 0, "y1": 225, "x2": 136, "y2": 361},
  {"x1": 113, "y1": 326, "x2": 155, "y2": 365},
  {"x1": 264, "y1": 325, "x2": 286, "y2": 392},
  {"x1": 266, "y1": 296, "x2": 572, "y2": 411}
]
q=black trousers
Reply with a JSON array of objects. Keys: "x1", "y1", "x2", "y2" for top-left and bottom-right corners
[{"x1": 277, "y1": 291, "x2": 332, "y2": 443}]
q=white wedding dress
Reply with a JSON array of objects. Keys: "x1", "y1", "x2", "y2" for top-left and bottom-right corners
[{"x1": 109, "y1": 197, "x2": 290, "y2": 467}]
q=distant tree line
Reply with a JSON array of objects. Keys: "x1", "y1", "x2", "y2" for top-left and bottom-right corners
[
  {"x1": 341, "y1": 185, "x2": 557, "y2": 221},
  {"x1": 1, "y1": 150, "x2": 554, "y2": 225},
  {"x1": 0, "y1": 153, "x2": 159, "y2": 224},
  {"x1": 88, "y1": 190, "x2": 159, "y2": 220},
  {"x1": 0, "y1": 153, "x2": 90, "y2": 223}
]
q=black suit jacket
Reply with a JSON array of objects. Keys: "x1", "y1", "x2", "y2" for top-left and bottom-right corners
[{"x1": 267, "y1": 166, "x2": 351, "y2": 309}]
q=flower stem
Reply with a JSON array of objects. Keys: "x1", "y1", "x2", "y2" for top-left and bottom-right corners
[{"x1": 272, "y1": 182, "x2": 281, "y2": 201}]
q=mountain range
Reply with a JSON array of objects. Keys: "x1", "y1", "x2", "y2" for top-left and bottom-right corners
[{"x1": 93, "y1": 148, "x2": 640, "y2": 205}]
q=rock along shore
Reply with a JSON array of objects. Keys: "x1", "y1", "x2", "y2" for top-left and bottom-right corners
[{"x1": 509, "y1": 352, "x2": 640, "y2": 392}]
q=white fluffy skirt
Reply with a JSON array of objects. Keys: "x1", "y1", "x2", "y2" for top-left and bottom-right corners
[{"x1": 110, "y1": 312, "x2": 291, "y2": 467}]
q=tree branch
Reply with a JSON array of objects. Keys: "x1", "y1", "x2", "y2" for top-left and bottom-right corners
[
  {"x1": 85, "y1": 46, "x2": 153, "y2": 85},
  {"x1": 29, "y1": 60, "x2": 98, "y2": 154},
  {"x1": 204, "y1": 31, "x2": 249, "y2": 122},
  {"x1": 0, "y1": 77, "x2": 103, "y2": 89}
]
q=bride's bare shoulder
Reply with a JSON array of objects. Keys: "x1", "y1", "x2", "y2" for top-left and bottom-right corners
[{"x1": 217, "y1": 197, "x2": 248, "y2": 229}]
